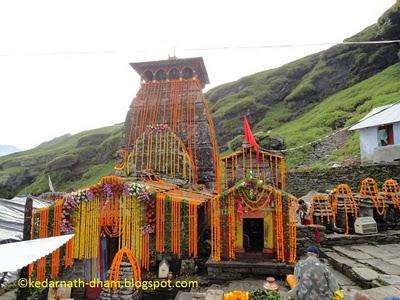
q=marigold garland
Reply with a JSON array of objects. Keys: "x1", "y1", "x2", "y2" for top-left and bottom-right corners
[
  {"x1": 171, "y1": 198, "x2": 182, "y2": 257},
  {"x1": 37, "y1": 206, "x2": 49, "y2": 282},
  {"x1": 211, "y1": 195, "x2": 221, "y2": 261},
  {"x1": 188, "y1": 202, "x2": 198, "y2": 257},
  {"x1": 65, "y1": 238, "x2": 74, "y2": 269},
  {"x1": 131, "y1": 128, "x2": 196, "y2": 182},
  {"x1": 332, "y1": 184, "x2": 358, "y2": 234},
  {"x1": 141, "y1": 233, "x2": 150, "y2": 271},
  {"x1": 228, "y1": 194, "x2": 235, "y2": 259},
  {"x1": 73, "y1": 198, "x2": 100, "y2": 261},
  {"x1": 221, "y1": 146, "x2": 285, "y2": 192},
  {"x1": 156, "y1": 193, "x2": 166, "y2": 253},
  {"x1": 109, "y1": 247, "x2": 141, "y2": 286},
  {"x1": 275, "y1": 191, "x2": 285, "y2": 262},
  {"x1": 360, "y1": 177, "x2": 385, "y2": 215},
  {"x1": 310, "y1": 193, "x2": 334, "y2": 225},
  {"x1": 51, "y1": 199, "x2": 63, "y2": 278},
  {"x1": 383, "y1": 179, "x2": 400, "y2": 209},
  {"x1": 119, "y1": 195, "x2": 142, "y2": 263},
  {"x1": 288, "y1": 196, "x2": 297, "y2": 264}
]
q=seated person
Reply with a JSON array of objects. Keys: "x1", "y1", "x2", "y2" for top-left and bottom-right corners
[{"x1": 287, "y1": 245, "x2": 343, "y2": 300}]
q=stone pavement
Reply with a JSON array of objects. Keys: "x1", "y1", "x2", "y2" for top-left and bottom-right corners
[
  {"x1": 0, "y1": 290, "x2": 16, "y2": 300},
  {"x1": 323, "y1": 243, "x2": 400, "y2": 299},
  {"x1": 175, "y1": 278, "x2": 289, "y2": 299},
  {"x1": 176, "y1": 268, "x2": 361, "y2": 300}
]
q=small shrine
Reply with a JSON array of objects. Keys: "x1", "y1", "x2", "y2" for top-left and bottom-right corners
[{"x1": 210, "y1": 143, "x2": 297, "y2": 263}]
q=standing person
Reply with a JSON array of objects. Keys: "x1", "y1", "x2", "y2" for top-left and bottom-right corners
[
  {"x1": 297, "y1": 199, "x2": 311, "y2": 225},
  {"x1": 287, "y1": 246, "x2": 343, "y2": 300}
]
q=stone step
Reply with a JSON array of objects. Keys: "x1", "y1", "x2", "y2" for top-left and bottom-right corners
[{"x1": 354, "y1": 285, "x2": 400, "y2": 300}]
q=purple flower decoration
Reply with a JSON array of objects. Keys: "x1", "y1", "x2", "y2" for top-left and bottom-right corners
[
  {"x1": 103, "y1": 183, "x2": 113, "y2": 197},
  {"x1": 122, "y1": 183, "x2": 130, "y2": 195},
  {"x1": 86, "y1": 190, "x2": 94, "y2": 200},
  {"x1": 143, "y1": 224, "x2": 155, "y2": 234}
]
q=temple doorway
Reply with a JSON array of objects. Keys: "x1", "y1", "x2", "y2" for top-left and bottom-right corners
[
  {"x1": 243, "y1": 218, "x2": 264, "y2": 252},
  {"x1": 106, "y1": 235, "x2": 119, "y2": 270}
]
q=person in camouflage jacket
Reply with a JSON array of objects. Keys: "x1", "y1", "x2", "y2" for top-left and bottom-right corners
[{"x1": 288, "y1": 245, "x2": 341, "y2": 300}]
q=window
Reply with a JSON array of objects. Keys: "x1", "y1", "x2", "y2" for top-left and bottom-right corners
[
  {"x1": 182, "y1": 67, "x2": 194, "y2": 79},
  {"x1": 378, "y1": 124, "x2": 394, "y2": 146},
  {"x1": 142, "y1": 70, "x2": 153, "y2": 82},
  {"x1": 155, "y1": 69, "x2": 167, "y2": 81},
  {"x1": 168, "y1": 68, "x2": 180, "y2": 80}
]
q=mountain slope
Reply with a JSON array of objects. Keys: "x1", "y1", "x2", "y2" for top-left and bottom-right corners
[
  {"x1": 207, "y1": 0, "x2": 400, "y2": 151},
  {"x1": 1, "y1": 1, "x2": 400, "y2": 198},
  {"x1": 0, "y1": 124, "x2": 123, "y2": 198},
  {"x1": 0, "y1": 145, "x2": 19, "y2": 156},
  {"x1": 274, "y1": 63, "x2": 400, "y2": 168}
]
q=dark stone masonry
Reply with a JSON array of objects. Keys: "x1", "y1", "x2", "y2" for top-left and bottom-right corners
[{"x1": 286, "y1": 163, "x2": 400, "y2": 197}]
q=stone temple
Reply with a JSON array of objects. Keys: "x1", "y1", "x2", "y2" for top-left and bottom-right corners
[{"x1": 18, "y1": 56, "x2": 400, "y2": 299}]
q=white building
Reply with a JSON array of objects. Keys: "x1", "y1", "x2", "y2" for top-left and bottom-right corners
[{"x1": 349, "y1": 103, "x2": 400, "y2": 164}]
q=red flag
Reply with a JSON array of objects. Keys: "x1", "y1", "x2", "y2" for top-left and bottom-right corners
[{"x1": 244, "y1": 115, "x2": 260, "y2": 154}]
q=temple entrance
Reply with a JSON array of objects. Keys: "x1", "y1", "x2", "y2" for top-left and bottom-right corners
[
  {"x1": 243, "y1": 218, "x2": 264, "y2": 252},
  {"x1": 106, "y1": 236, "x2": 120, "y2": 270}
]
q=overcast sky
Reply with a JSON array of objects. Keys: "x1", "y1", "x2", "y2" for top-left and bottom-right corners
[{"x1": 0, "y1": 0, "x2": 396, "y2": 150}]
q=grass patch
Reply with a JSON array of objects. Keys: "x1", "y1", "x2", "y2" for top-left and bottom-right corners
[{"x1": 273, "y1": 63, "x2": 400, "y2": 166}]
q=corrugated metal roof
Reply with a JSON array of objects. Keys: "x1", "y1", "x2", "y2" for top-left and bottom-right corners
[
  {"x1": 0, "y1": 196, "x2": 50, "y2": 242},
  {"x1": 349, "y1": 102, "x2": 400, "y2": 130}
]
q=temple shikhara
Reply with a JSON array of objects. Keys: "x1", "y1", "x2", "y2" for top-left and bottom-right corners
[{"x1": 22, "y1": 57, "x2": 400, "y2": 298}]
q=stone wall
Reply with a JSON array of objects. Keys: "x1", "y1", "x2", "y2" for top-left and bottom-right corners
[
  {"x1": 322, "y1": 230, "x2": 400, "y2": 247},
  {"x1": 206, "y1": 259, "x2": 294, "y2": 281},
  {"x1": 286, "y1": 163, "x2": 400, "y2": 197},
  {"x1": 296, "y1": 224, "x2": 326, "y2": 258},
  {"x1": 57, "y1": 260, "x2": 86, "y2": 299}
]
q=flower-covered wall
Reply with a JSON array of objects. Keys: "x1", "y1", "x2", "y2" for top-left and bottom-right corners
[{"x1": 29, "y1": 175, "x2": 208, "y2": 282}]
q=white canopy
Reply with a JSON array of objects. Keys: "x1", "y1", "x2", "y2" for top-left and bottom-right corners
[{"x1": 0, "y1": 234, "x2": 74, "y2": 272}]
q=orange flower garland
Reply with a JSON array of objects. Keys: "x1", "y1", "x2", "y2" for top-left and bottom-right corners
[
  {"x1": 211, "y1": 195, "x2": 221, "y2": 261},
  {"x1": 65, "y1": 238, "x2": 74, "y2": 269},
  {"x1": 332, "y1": 184, "x2": 358, "y2": 234},
  {"x1": 188, "y1": 203, "x2": 194, "y2": 257},
  {"x1": 132, "y1": 129, "x2": 196, "y2": 183},
  {"x1": 124, "y1": 79, "x2": 221, "y2": 182},
  {"x1": 228, "y1": 194, "x2": 235, "y2": 259},
  {"x1": 288, "y1": 196, "x2": 297, "y2": 264},
  {"x1": 141, "y1": 233, "x2": 150, "y2": 271},
  {"x1": 275, "y1": 191, "x2": 285, "y2": 262},
  {"x1": 51, "y1": 199, "x2": 63, "y2": 278},
  {"x1": 310, "y1": 193, "x2": 334, "y2": 225},
  {"x1": 156, "y1": 193, "x2": 166, "y2": 253},
  {"x1": 37, "y1": 206, "x2": 49, "y2": 281},
  {"x1": 101, "y1": 175, "x2": 123, "y2": 185},
  {"x1": 360, "y1": 177, "x2": 385, "y2": 215},
  {"x1": 383, "y1": 179, "x2": 399, "y2": 209},
  {"x1": 109, "y1": 247, "x2": 141, "y2": 286},
  {"x1": 171, "y1": 199, "x2": 181, "y2": 257}
]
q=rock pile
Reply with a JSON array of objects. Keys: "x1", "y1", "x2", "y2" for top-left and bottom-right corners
[{"x1": 99, "y1": 260, "x2": 140, "y2": 300}]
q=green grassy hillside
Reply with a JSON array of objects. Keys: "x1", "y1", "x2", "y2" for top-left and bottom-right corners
[
  {"x1": 0, "y1": 124, "x2": 123, "y2": 198},
  {"x1": 1, "y1": 1, "x2": 399, "y2": 198},
  {"x1": 274, "y1": 63, "x2": 400, "y2": 168},
  {"x1": 207, "y1": 0, "x2": 400, "y2": 152}
]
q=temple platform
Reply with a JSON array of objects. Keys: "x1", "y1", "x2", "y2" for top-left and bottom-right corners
[{"x1": 206, "y1": 258, "x2": 294, "y2": 281}]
